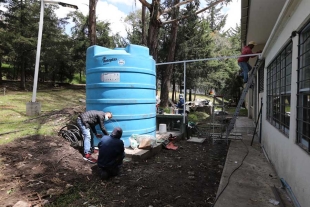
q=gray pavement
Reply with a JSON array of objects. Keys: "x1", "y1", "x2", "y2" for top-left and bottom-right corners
[{"x1": 214, "y1": 117, "x2": 293, "y2": 207}]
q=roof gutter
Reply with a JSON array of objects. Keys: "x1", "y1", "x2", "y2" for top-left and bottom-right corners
[
  {"x1": 261, "y1": 0, "x2": 295, "y2": 58},
  {"x1": 241, "y1": 0, "x2": 250, "y2": 46}
]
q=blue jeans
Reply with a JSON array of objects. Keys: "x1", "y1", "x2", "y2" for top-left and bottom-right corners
[
  {"x1": 77, "y1": 118, "x2": 91, "y2": 154},
  {"x1": 238, "y1": 62, "x2": 252, "y2": 83}
]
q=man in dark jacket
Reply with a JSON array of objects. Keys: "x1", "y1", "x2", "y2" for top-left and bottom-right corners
[
  {"x1": 97, "y1": 127, "x2": 125, "y2": 180},
  {"x1": 77, "y1": 110, "x2": 112, "y2": 163}
]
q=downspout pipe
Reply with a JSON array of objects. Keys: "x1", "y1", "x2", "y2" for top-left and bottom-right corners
[{"x1": 280, "y1": 178, "x2": 301, "y2": 207}]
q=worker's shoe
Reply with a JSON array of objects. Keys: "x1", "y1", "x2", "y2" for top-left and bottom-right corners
[
  {"x1": 91, "y1": 148, "x2": 99, "y2": 154},
  {"x1": 100, "y1": 170, "x2": 109, "y2": 180},
  {"x1": 83, "y1": 153, "x2": 97, "y2": 164}
]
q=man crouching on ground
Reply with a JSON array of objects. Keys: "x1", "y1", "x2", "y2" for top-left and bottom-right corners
[{"x1": 98, "y1": 127, "x2": 125, "y2": 180}]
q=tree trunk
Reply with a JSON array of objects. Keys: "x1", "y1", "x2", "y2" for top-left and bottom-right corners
[
  {"x1": 146, "y1": 0, "x2": 167, "y2": 62},
  {"x1": 89, "y1": 0, "x2": 97, "y2": 46},
  {"x1": 141, "y1": 5, "x2": 147, "y2": 46},
  {"x1": 19, "y1": 0, "x2": 25, "y2": 90},
  {"x1": 146, "y1": 2, "x2": 161, "y2": 94},
  {"x1": 175, "y1": 84, "x2": 177, "y2": 101},
  {"x1": 52, "y1": 67, "x2": 56, "y2": 84},
  {"x1": 179, "y1": 79, "x2": 182, "y2": 94},
  {"x1": 193, "y1": 87, "x2": 197, "y2": 101},
  {"x1": 172, "y1": 74, "x2": 176, "y2": 103},
  {"x1": 0, "y1": 58, "x2": 2, "y2": 85},
  {"x1": 80, "y1": 68, "x2": 82, "y2": 83},
  {"x1": 189, "y1": 88, "x2": 192, "y2": 101},
  {"x1": 44, "y1": 64, "x2": 48, "y2": 82},
  {"x1": 159, "y1": 0, "x2": 179, "y2": 107},
  {"x1": 20, "y1": 56, "x2": 25, "y2": 90},
  {"x1": 13, "y1": 62, "x2": 17, "y2": 80}
]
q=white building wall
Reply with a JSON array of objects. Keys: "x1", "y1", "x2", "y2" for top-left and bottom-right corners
[
  {"x1": 261, "y1": 1, "x2": 310, "y2": 206},
  {"x1": 245, "y1": 44, "x2": 264, "y2": 120}
]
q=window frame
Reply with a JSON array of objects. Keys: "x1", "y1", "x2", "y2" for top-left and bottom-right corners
[
  {"x1": 266, "y1": 41, "x2": 292, "y2": 136},
  {"x1": 297, "y1": 22, "x2": 310, "y2": 153},
  {"x1": 258, "y1": 60, "x2": 265, "y2": 93}
]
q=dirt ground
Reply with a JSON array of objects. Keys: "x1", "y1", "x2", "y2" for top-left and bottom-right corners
[
  {"x1": 0, "y1": 131, "x2": 228, "y2": 207},
  {"x1": 0, "y1": 81, "x2": 229, "y2": 207}
]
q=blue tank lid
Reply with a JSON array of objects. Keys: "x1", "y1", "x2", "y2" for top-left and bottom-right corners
[{"x1": 87, "y1": 44, "x2": 150, "y2": 58}]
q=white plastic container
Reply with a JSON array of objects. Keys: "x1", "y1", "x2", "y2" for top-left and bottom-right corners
[{"x1": 159, "y1": 124, "x2": 167, "y2": 134}]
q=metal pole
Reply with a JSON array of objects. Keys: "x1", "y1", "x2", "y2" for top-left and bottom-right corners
[
  {"x1": 156, "y1": 53, "x2": 262, "y2": 66},
  {"x1": 183, "y1": 62, "x2": 186, "y2": 124},
  {"x1": 31, "y1": 0, "x2": 44, "y2": 102},
  {"x1": 259, "y1": 98, "x2": 263, "y2": 143},
  {"x1": 251, "y1": 98, "x2": 263, "y2": 146}
]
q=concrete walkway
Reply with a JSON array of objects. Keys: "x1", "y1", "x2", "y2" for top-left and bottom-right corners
[{"x1": 214, "y1": 117, "x2": 293, "y2": 207}]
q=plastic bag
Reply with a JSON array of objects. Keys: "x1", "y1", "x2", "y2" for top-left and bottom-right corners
[
  {"x1": 129, "y1": 134, "x2": 156, "y2": 149},
  {"x1": 136, "y1": 135, "x2": 156, "y2": 149},
  {"x1": 129, "y1": 134, "x2": 139, "y2": 149}
]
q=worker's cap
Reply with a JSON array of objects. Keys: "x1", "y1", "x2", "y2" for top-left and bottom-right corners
[
  {"x1": 248, "y1": 41, "x2": 257, "y2": 45},
  {"x1": 111, "y1": 127, "x2": 123, "y2": 139},
  {"x1": 179, "y1": 94, "x2": 184, "y2": 99}
]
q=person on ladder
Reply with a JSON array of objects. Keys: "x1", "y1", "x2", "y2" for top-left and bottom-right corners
[{"x1": 238, "y1": 41, "x2": 261, "y2": 83}]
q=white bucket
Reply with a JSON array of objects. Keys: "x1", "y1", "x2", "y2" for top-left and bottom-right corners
[
  {"x1": 174, "y1": 109, "x2": 179, "y2": 114},
  {"x1": 159, "y1": 124, "x2": 167, "y2": 134}
]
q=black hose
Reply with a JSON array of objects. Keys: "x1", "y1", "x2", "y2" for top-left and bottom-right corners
[{"x1": 212, "y1": 139, "x2": 249, "y2": 207}]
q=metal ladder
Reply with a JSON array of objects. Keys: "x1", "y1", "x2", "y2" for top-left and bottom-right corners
[{"x1": 225, "y1": 58, "x2": 263, "y2": 142}]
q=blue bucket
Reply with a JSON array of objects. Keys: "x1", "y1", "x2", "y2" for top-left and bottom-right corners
[{"x1": 86, "y1": 44, "x2": 156, "y2": 147}]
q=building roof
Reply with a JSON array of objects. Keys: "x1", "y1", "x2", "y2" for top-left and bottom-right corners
[{"x1": 240, "y1": 0, "x2": 286, "y2": 46}]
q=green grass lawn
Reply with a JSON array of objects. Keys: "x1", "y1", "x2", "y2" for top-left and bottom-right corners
[
  {"x1": 225, "y1": 107, "x2": 248, "y2": 116},
  {"x1": 0, "y1": 85, "x2": 86, "y2": 144}
]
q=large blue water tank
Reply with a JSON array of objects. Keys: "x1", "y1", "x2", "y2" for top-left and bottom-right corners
[{"x1": 86, "y1": 44, "x2": 156, "y2": 147}]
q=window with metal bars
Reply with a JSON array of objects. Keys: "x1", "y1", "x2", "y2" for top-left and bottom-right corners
[
  {"x1": 297, "y1": 23, "x2": 310, "y2": 152},
  {"x1": 266, "y1": 42, "x2": 292, "y2": 136},
  {"x1": 258, "y1": 60, "x2": 265, "y2": 93}
]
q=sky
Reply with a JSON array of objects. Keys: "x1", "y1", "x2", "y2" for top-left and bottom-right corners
[
  {"x1": 0, "y1": 0, "x2": 240, "y2": 36},
  {"x1": 55, "y1": 0, "x2": 241, "y2": 37}
]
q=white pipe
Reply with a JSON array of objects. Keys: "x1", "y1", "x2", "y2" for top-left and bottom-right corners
[
  {"x1": 261, "y1": 145, "x2": 270, "y2": 163},
  {"x1": 31, "y1": 0, "x2": 44, "y2": 102},
  {"x1": 280, "y1": 178, "x2": 301, "y2": 207},
  {"x1": 156, "y1": 53, "x2": 261, "y2": 66}
]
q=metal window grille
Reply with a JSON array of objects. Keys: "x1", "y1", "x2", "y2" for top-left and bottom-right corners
[
  {"x1": 297, "y1": 23, "x2": 310, "y2": 152},
  {"x1": 266, "y1": 42, "x2": 292, "y2": 136},
  {"x1": 258, "y1": 60, "x2": 265, "y2": 93}
]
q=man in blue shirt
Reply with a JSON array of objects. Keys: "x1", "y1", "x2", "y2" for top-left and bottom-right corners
[
  {"x1": 177, "y1": 94, "x2": 185, "y2": 114},
  {"x1": 97, "y1": 127, "x2": 125, "y2": 180}
]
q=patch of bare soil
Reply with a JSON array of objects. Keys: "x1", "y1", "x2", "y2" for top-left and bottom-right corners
[{"x1": 0, "y1": 132, "x2": 228, "y2": 207}]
